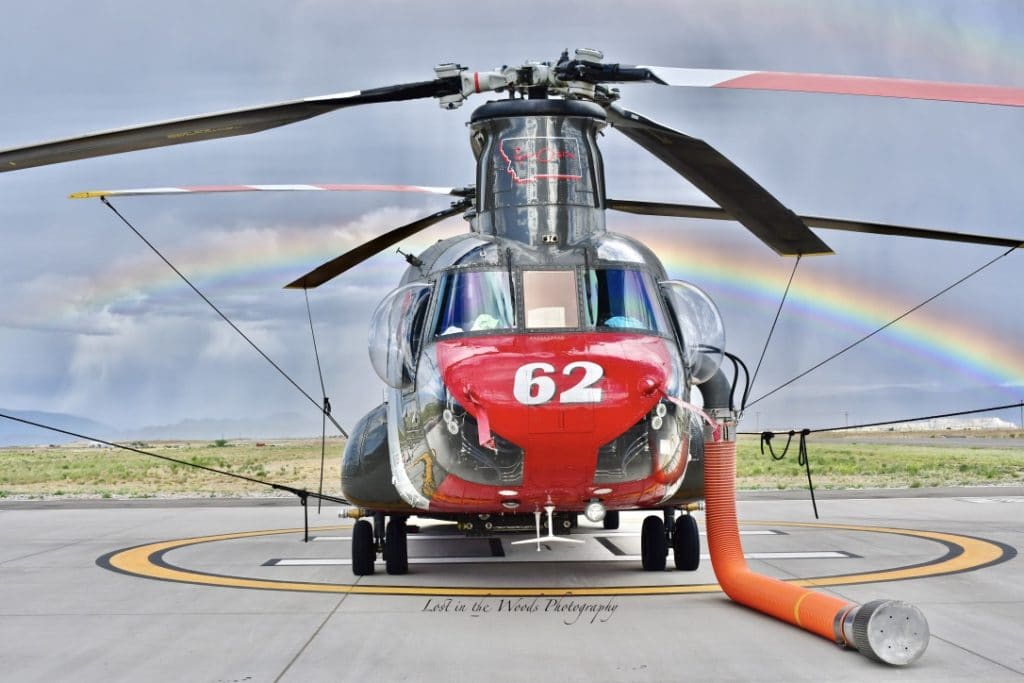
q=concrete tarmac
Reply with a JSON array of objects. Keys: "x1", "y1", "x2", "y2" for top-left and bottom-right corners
[{"x1": 1, "y1": 490, "x2": 1021, "y2": 682}]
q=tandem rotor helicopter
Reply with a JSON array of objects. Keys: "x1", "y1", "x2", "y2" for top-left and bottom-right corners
[{"x1": 3, "y1": 49, "x2": 1023, "y2": 665}]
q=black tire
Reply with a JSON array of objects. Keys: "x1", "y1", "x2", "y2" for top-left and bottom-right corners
[
  {"x1": 384, "y1": 517, "x2": 408, "y2": 575},
  {"x1": 672, "y1": 514, "x2": 700, "y2": 571},
  {"x1": 640, "y1": 515, "x2": 666, "y2": 571},
  {"x1": 602, "y1": 510, "x2": 620, "y2": 530},
  {"x1": 352, "y1": 519, "x2": 376, "y2": 576}
]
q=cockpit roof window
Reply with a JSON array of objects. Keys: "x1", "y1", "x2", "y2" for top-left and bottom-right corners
[{"x1": 522, "y1": 270, "x2": 580, "y2": 329}]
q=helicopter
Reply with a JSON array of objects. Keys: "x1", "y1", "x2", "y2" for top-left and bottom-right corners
[{"x1": 3, "y1": 48, "x2": 1022, "y2": 665}]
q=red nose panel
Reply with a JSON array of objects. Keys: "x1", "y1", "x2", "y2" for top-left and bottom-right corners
[{"x1": 436, "y1": 332, "x2": 672, "y2": 506}]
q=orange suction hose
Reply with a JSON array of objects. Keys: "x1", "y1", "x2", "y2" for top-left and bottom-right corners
[{"x1": 702, "y1": 415, "x2": 929, "y2": 665}]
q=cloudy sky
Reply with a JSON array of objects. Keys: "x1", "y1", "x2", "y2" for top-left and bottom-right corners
[{"x1": 1, "y1": 0, "x2": 1022, "y2": 440}]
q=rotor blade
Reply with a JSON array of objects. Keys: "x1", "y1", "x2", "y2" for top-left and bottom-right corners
[
  {"x1": 0, "y1": 79, "x2": 459, "y2": 173},
  {"x1": 624, "y1": 66, "x2": 1024, "y2": 108},
  {"x1": 606, "y1": 104, "x2": 832, "y2": 256},
  {"x1": 607, "y1": 199, "x2": 1024, "y2": 249},
  {"x1": 285, "y1": 201, "x2": 468, "y2": 289},
  {"x1": 69, "y1": 183, "x2": 473, "y2": 199}
]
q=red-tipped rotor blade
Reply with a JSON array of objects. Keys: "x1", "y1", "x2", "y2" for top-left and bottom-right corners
[{"x1": 635, "y1": 67, "x2": 1024, "y2": 108}]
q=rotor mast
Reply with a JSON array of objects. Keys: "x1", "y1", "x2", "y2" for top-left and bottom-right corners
[{"x1": 468, "y1": 98, "x2": 608, "y2": 248}]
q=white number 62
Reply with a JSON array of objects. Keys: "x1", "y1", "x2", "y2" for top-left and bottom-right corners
[{"x1": 512, "y1": 361, "x2": 604, "y2": 405}]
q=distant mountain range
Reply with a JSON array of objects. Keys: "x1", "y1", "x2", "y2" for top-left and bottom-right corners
[
  {"x1": 0, "y1": 408, "x2": 328, "y2": 447},
  {"x1": 122, "y1": 413, "x2": 327, "y2": 442},
  {"x1": 4, "y1": 391, "x2": 1019, "y2": 447},
  {"x1": 752, "y1": 385, "x2": 1023, "y2": 432},
  {"x1": 859, "y1": 416, "x2": 1019, "y2": 432},
  {"x1": 0, "y1": 409, "x2": 115, "y2": 447}
]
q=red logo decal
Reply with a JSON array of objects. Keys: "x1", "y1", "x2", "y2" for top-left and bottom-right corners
[{"x1": 498, "y1": 137, "x2": 583, "y2": 184}]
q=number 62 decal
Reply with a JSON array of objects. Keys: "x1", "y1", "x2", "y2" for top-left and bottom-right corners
[{"x1": 512, "y1": 361, "x2": 604, "y2": 405}]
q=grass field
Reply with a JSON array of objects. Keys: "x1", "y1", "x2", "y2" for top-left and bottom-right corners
[
  {"x1": 735, "y1": 432, "x2": 1023, "y2": 490},
  {"x1": 0, "y1": 432, "x2": 1021, "y2": 499},
  {"x1": 0, "y1": 438, "x2": 344, "y2": 499}
]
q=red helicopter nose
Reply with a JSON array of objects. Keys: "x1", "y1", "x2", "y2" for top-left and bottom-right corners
[{"x1": 435, "y1": 332, "x2": 674, "y2": 505}]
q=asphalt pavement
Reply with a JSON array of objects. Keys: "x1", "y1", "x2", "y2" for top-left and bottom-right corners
[{"x1": 1, "y1": 490, "x2": 1021, "y2": 681}]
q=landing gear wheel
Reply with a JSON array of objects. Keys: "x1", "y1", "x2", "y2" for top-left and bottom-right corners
[
  {"x1": 602, "y1": 510, "x2": 620, "y2": 530},
  {"x1": 384, "y1": 517, "x2": 408, "y2": 575},
  {"x1": 351, "y1": 519, "x2": 376, "y2": 576},
  {"x1": 672, "y1": 514, "x2": 700, "y2": 571},
  {"x1": 640, "y1": 515, "x2": 666, "y2": 571}
]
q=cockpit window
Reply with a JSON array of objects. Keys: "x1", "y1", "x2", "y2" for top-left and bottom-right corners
[
  {"x1": 435, "y1": 271, "x2": 515, "y2": 336},
  {"x1": 434, "y1": 267, "x2": 667, "y2": 337},
  {"x1": 587, "y1": 269, "x2": 668, "y2": 333},
  {"x1": 522, "y1": 270, "x2": 580, "y2": 329}
]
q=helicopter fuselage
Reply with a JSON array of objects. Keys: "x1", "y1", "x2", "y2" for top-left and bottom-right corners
[
  {"x1": 342, "y1": 230, "x2": 705, "y2": 515},
  {"x1": 340, "y1": 97, "x2": 721, "y2": 517}
]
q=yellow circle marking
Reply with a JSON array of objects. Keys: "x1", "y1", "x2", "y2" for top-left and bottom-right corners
[
  {"x1": 104, "y1": 520, "x2": 1009, "y2": 597},
  {"x1": 749, "y1": 522, "x2": 1006, "y2": 589}
]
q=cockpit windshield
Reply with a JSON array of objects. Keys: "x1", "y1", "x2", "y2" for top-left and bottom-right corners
[
  {"x1": 435, "y1": 271, "x2": 515, "y2": 336},
  {"x1": 433, "y1": 266, "x2": 668, "y2": 337},
  {"x1": 586, "y1": 269, "x2": 668, "y2": 333}
]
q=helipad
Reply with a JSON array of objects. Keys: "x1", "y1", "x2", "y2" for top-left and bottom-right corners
[
  {"x1": 98, "y1": 520, "x2": 1013, "y2": 596},
  {"x1": 2, "y1": 492, "x2": 1022, "y2": 681}
]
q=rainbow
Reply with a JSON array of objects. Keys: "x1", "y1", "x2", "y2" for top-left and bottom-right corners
[
  {"x1": 50, "y1": 207, "x2": 1023, "y2": 396},
  {"x1": 51, "y1": 207, "x2": 467, "y2": 321},
  {"x1": 641, "y1": 228, "x2": 1023, "y2": 394}
]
